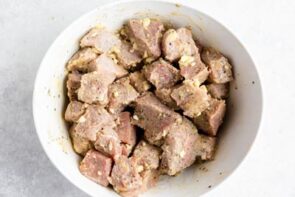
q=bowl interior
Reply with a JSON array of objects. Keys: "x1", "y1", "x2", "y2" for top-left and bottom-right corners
[{"x1": 33, "y1": 1, "x2": 263, "y2": 196}]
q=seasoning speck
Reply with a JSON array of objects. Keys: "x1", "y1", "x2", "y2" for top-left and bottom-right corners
[
  {"x1": 208, "y1": 185, "x2": 212, "y2": 188},
  {"x1": 252, "y1": 81, "x2": 255, "y2": 84}
]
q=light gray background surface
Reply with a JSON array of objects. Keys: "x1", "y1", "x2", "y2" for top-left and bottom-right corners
[{"x1": 1, "y1": 0, "x2": 295, "y2": 196}]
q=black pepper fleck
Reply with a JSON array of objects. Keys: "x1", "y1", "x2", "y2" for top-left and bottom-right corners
[
  {"x1": 252, "y1": 81, "x2": 255, "y2": 84},
  {"x1": 208, "y1": 185, "x2": 212, "y2": 188}
]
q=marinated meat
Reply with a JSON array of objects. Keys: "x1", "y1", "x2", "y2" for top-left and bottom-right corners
[
  {"x1": 69, "y1": 124, "x2": 93, "y2": 156},
  {"x1": 160, "y1": 118, "x2": 199, "y2": 176},
  {"x1": 115, "y1": 112, "x2": 137, "y2": 146},
  {"x1": 77, "y1": 71, "x2": 115, "y2": 105},
  {"x1": 80, "y1": 27, "x2": 121, "y2": 54},
  {"x1": 66, "y1": 71, "x2": 81, "y2": 101},
  {"x1": 155, "y1": 87, "x2": 179, "y2": 110},
  {"x1": 171, "y1": 81, "x2": 210, "y2": 118},
  {"x1": 67, "y1": 48, "x2": 98, "y2": 72},
  {"x1": 195, "y1": 134, "x2": 217, "y2": 161},
  {"x1": 125, "y1": 18, "x2": 164, "y2": 59},
  {"x1": 162, "y1": 28, "x2": 198, "y2": 62},
  {"x1": 107, "y1": 77, "x2": 139, "y2": 114},
  {"x1": 193, "y1": 99, "x2": 226, "y2": 136},
  {"x1": 79, "y1": 150, "x2": 112, "y2": 187},
  {"x1": 74, "y1": 105, "x2": 116, "y2": 141},
  {"x1": 206, "y1": 83, "x2": 229, "y2": 99},
  {"x1": 201, "y1": 47, "x2": 233, "y2": 83},
  {"x1": 129, "y1": 71, "x2": 151, "y2": 93},
  {"x1": 132, "y1": 92, "x2": 181, "y2": 145},
  {"x1": 143, "y1": 59, "x2": 181, "y2": 89},
  {"x1": 65, "y1": 101, "x2": 86, "y2": 122}
]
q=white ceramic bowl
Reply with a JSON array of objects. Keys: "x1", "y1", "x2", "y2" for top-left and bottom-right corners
[{"x1": 33, "y1": 0, "x2": 263, "y2": 196}]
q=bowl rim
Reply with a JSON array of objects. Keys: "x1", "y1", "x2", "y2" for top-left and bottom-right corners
[{"x1": 33, "y1": 0, "x2": 264, "y2": 196}]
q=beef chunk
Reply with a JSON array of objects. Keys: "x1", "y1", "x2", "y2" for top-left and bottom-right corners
[
  {"x1": 143, "y1": 59, "x2": 181, "y2": 89},
  {"x1": 160, "y1": 118, "x2": 199, "y2": 176},
  {"x1": 129, "y1": 71, "x2": 151, "y2": 93},
  {"x1": 193, "y1": 99, "x2": 226, "y2": 136},
  {"x1": 162, "y1": 28, "x2": 199, "y2": 62},
  {"x1": 114, "y1": 41, "x2": 142, "y2": 70},
  {"x1": 179, "y1": 55, "x2": 209, "y2": 84},
  {"x1": 132, "y1": 92, "x2": 181, "y2": 145},
  {"x1": 125, "y1": 18, "x2": 164, "y2": 59},
  {"x1": 195, "y1": 134, "x2": 217, "y2": 160},
  {"x1": 65, "y1": 101, "x2": 86, "y2": 122},
  {"x1": 131, "y1": 141, "x2": 161, "y2": 171},
  {"x1": 171, "y1": 81, "x2": 210, "y2": 118},
  {"x1": 201, "y1": 47, "x2": 233, "y2": 83},
  {"x1": 77, "y1": 71, "x2": 115, "y2": 105},
  {"x1": 80, "y1": 27, "x2": 121, "y2": 53},
  {"x1": 109, "y1": 157, "x2": 143, "y2": 194},
  {"x1": 75, "y1": 105, "x2": 116, "y2": 141},
  {"x1": 69, "y1": 124, "x2": 93, "y2": 156},
  {"x1": 115, "y1": 112, "x2": 136, "y2": 146},
  {"x1": 155, "y1": 87, "x2": 179, "y2": 110},
  {"x1": 107, "y1": 77, "x2": 139, "y2": 114},
  {"x1": 206, "y1": 83, "x2": 229, "y2": 99},
  {"x1": 88, "y1": 53, "x2": 128, "y2": 78},
  {"x1": 94, "y1": 127, "x2": 122, "y2": 160},
  {"x1": 66, "y1": 71, "x2": 81, "y2": 101},
  {"x1": 80, "y1": 150, "x2": 112, "y2": 187},
  {"x1": 67, "y1": 48, "x2": 98, "y2": 72}
]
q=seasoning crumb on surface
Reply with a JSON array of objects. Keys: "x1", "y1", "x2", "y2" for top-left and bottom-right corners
[
  {"x1": 252, "y1": 81, "x2": 255, "y2": 84},
  {"x1": 208, "y1": 185, "x2": 212, "y2": 188}
]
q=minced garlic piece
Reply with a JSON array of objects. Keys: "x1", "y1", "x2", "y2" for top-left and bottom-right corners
[
  {"x1": 78, "y1": 116, "x2": 86, "y2": 123},
  {"x1": 108, "y1": 143, "x2": 113, "y2": 151},
  {"x1": 167, "y1": 29, "x2": 178, "y2": 42},
  {"x1": 179, "y1": 55, "x2": 195, "y2": 67},
  {"x1": 180, "y1": 150, "x2": 186, "y2": 158},
  {"x1": 113, "y1": 91, "x2": 119, "y2": 97},
  {"x1": 142, "y1": 18, "x2": 151, "y2": 29},
  {"x1": 97, "y1": 171, "x2": 102, "y2": 176},
  {"x1": 133, "y1": 115, "x2": 139, "y2": 120},
  {"x1": 137, "y1": 165, "x2": 144, "y2": 173}
]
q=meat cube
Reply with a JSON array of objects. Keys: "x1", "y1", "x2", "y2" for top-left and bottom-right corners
[
  {"x1": 115, "y1": 112, "x2": 136, "y2": 146},
  {"x1": 77, "y1": 71, "x2": 115, "y2": 105},
  {"x1": 195, "y1": 134, "x2": 217, "y2": 160},
  {"x1": 69, "y1": 124, "x2": 93, "y2": 156},
  {"x1": 193, "y1": 99, "x2": 226, "y2": 136},
  {"x1": 125, "y1": 18, "x2": 164, "y2": 59},
  {"x1": 131, "y1": 141, "x2": 161, "y2": 171},
  {"x1": 143, "y1": 59, "x2": 181, "y2": 89},
  {"x1": 155, "y1": 87, "x2": 179, "y2": 110},
  {"x1": 66, "y1": 71, "x2": 81, "y2": 101},
  {"x1": 114, "y1": 41, "x2": 142, "y2": 70},
  {"x1": 133, "y1": 92, "x2": 181, "y2": 145},
  {"x1": 109, "y1": 157, "x2": 143, "y2": 193},
  {"x1": 206, "y1": 83, "x2": 229, "y2": 99},
  {"x1": 79, "y1": 150, "x2": 112, "y2": 187},
  {"x1": 201, "y1": 47, "x2": 233, "y2": 83},
  {"x1": 88, "y1": 53, "x2": 128, "y2": 79},
  {"x1": 94, "y1": 127, "x2": 122, "y2": 160},
  {"x1": 129, "y1": 71, "x2": 151, "y2": 93},
  {"x1": 80, "y1": 27, "x2": 121, "y2": 54},
  {"x1": 162, "y1": 28, "x2": 199, "y2": 62},
  {"x1": 65, "y1": 101, "x2": 86, "y2": 122},
  {"x1": 160, "y1": 118, "x2": 199, "y2": 176},
  {"x1": 179, "y1": 55, "x2": 209, "y2": 84},
  {"x1": 75, "y1": 105, "x2": 116, "y2": 141},
  {"x1": 171, "y1": 81, "x2": 210, "y2": 118},
  {"x1": 67, "y1": 48, "x2": 98, "y2": 72},
  {"x1": 107, "y1": 77, "x2": 139, "y2": 114}
]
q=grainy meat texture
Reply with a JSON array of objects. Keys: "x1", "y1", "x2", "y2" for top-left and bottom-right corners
[
  {"x1": 193, "y1": 98, "x2": 226, "y2": 136},
  {"x1": 79, "y1": 150, "x2": 112, "y2": 187},
  {"x1": 171, "y1": 81, "x2": 210, "y2": 118},
  {"x1": 67, "y1": 48, "x2": 98, "y2": 72},
  {"x1": 65, "y1": 101, "x2": 86, "y2": 122},
  {"x1": 94, "y1": 126, "x2": 122, "y2": 160},
  {"x1": 80, "y1": 27, "x2": 121, "y2": 53},
  {"x1": 78, "y1": 71, "x2": 115, "y2": 105},
  {"x1": 132, "y1": 92, "x2": 181, "y2": 146},
  {"x1": 179, "y1": 55, "x2": 209, "y2": 84},
  {"x1": 162, "y1": 28, "x2": 199, "y2": 62},
  {"x1": 114, "y1": 41, "x2": 142, "y2": 70},
  {"x1": 195, "y1": 134, "x2": 217, "y2": 161},
  {"x1": 87, "y1": 53, "x2": 128, "y2": 78},
  {"x1": 201, "y1": 47, "x2": 233, "y2": 83},
  {"x1": 125, "y1": 18, "x2": 164, "y2": 59},
  {"x1": 129, "y1": 71, "x2": 151, "y2": 93},
  {"x1": 206, "y1": 83, "x2": 229, "y2": 99},
  {"x1": 143, "y1": 58, "x2": 181, "y2": 89},
  {"x1": 154, "y1": 87, "x2": 179, "y2": 110},
  {"x1": 66, "y1": 71, "x2": 81, "y2": 101},
  {"x1": 107, "y1": 77, "x2": 139, "y2": 114},
  {"x1": 74, "y1": 105, "x2": 116, "y2": 141},
  {"x1": 115, "y1": 112, "x2": 137, "y2": 146},
  {"x1": 69, "y1": 124, "x2": 93, "y2": 156},
  {"x1": 160, "y1": 117, "x2": 199, "y2": 176}
]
